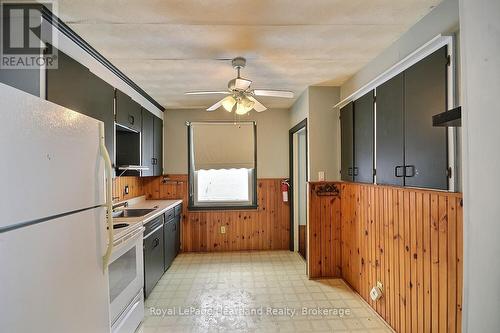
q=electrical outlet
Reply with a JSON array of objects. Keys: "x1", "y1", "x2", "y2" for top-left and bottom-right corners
[
  {"x1": 220, "y1": 226, "x2": 226, "y2": 234},
  {"x1": 124, "y1": 185, "x2": 129, "y2": 195},
  {"x1": 377, "y1": 281, "x2": 384, "y2": 292}
]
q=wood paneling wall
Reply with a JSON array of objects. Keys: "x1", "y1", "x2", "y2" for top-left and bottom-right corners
[
  {"x1": 112, "y1": 176, "x2": 144, "y2": 202},
  {"x1": 143, "y1": 175, "x2": 290, "y2": 252},
  {"x1": 309, "y1": 182, "x2": 463, "y2": 333},
  {"x1": 308, "y1": 182, "x2": 342, "y2": 278}
]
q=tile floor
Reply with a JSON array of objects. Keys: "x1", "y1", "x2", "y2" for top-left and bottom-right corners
[{"x1": 138, "y1": 251, "x2": 392, "y2": 333}]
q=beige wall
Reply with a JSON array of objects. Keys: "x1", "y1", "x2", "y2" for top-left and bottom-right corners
[
  {"x1": 459, "y1": 0, "x2": 500, "y2": 330},
  {"x1": 164, "y1": 108, "x2": 290, "y2": 178},
  {"x1": 340, "y1": 0, "x2": 459, "y2": 99},
  {"x1": 308, "y1": 86, "x2": 341, "y2": 181},
  {"x1": 290, "y1": 89, "x2": 309, "y2": 128},
  {"x1": 288, "y1": 86, "x2": 341, "y2": 181}
]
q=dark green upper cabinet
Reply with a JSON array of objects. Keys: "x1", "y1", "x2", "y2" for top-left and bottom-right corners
[
  {"x1": 141, "y1": 109, "x2": 163, "y2": 177},
  {"x1": 116, "y1": 90, "x2": 142, "y2": 132},
  {"x1": 353, "y1": 91, "x2": 374, "y2": 183},
  {"x1": 340, "y1": 102, "x2": 354, "y2": 182},
  {"x1": 46, "y1": 50, "x2": 115, "y2": 167},
  {"x1": 374, "y1": 47, "x2": 448, "y2": 190},
  {"x1": 404, "y1": 46, "x2": 448, "y2": 190},
  {"x1": 153, "y1": 114, "x2": 163, "y2": 176},
  {"x1": 141, "y1": 109, "x2": 154, "y2": 177},
  {"x1": 0, "y1": 68, "x2": 41, "y2": 97},
  {"x1": 376, "y1": 73, "x2": 405, "y2": 186}
]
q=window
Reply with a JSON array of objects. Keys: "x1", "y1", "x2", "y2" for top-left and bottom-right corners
[{"x1": 188, "y1": 122, "x2": 257, "y2": 209}]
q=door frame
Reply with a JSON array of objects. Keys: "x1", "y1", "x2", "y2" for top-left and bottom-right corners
[{"x1": 289, "y1": 118, "x2": 308, "y2": 251}]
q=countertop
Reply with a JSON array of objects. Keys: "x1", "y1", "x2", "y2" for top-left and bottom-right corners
[{"x1": 112, "y1": 196, "x2": 182, "y2": 242}]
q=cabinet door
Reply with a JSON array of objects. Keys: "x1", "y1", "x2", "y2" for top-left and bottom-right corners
[
  {"x1": 376, "y1": 74, "x2": 404, "y2": 186},
  {"x1": 116, "y1": 90, "x2": 142, "y2": 132},
  {"x1": 153, "y1": 115, "x2": 163, "y2": 176},
  {"x1": 404, "y1": 46, "x2": 448, "y2": 190},
  {"x1": 353, "y1": 91, "x2": 374, "y2": 183},
  {"x1": 174, "y1": 213, "x2": 181, "y2": 255},
  {"x1": 163, "y1": 219, "x2": 175, "y2": 271},
  {"x1": 141, "y1": 109, "x2": 154, "y2": 177},
  {"x1": 340, "y1": 102, "x2": 354, "y2": 181},
  {"x1": 46, "y1": 50, "x2": 115, "y2": 168},
  {"x1": 143, "y1": 226, "x2": 164, "y2": 298},
  {"x1": 0, "y1": 68, "x2": 40, "y2": 97}
]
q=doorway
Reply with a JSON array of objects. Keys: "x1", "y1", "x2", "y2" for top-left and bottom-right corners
[{"x1": 289, "y1": 119, "x2": 308, "y2": 260}]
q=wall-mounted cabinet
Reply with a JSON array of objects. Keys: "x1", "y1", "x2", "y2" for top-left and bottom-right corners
[
  {"x1": 403, "y1": 47, "x2": 448, "y2": 189},
  {"x1": 340, "y1": 102, "x2": 354, "y2": 181},
  {"x1": 141, "y1": 109, "x2": 163, "y2": 177},
  {"x1": 376, "y1": 73, "x2": 405, "y2": 186},
  {"x1": 340, "y1": 91, "x2": 374, "y2": 183},
  {"x1": 116, "y1": 90, "x2": 142, "y2": 132},
  {"x1": 46, "y1": 50, "x2": 115, "y2": 167},
  {"x1": 341, "y1": 46, "x2": 449, "y2": 190},
  {"x1": 353, "y1": 91, "x2": 374, "y2": 183},
  {"x1": 376, "y1": 46, "x2": 448, "y2": 190}
]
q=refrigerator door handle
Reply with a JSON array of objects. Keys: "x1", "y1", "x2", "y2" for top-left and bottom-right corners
[{"x1": 99, "y1": 123, "x2": 114, "y2": 272}]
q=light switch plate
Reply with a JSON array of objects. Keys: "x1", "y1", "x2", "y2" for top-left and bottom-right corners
[{"x1": 318, "y1": 171, "x2": 325, "y2": 181}]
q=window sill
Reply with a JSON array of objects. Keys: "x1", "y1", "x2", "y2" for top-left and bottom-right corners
[{"x1": 188, "y1": 204, "x2": 258, "y2": 212}]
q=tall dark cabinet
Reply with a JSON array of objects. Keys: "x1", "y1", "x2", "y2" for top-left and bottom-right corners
[
  {"x1": 353, "y1": 91, "x2": 374, "y2": 183},
  {"x1": 153, "y1": 114, "x2": 163, "y2": 176},
  {"x1": 141, "y1": 109, "x2": 154, "y2": 177},
  {"x1": 46, "y1": 50, "x2": 115, "y2": 166},
  {"x1": 340, "y1": 102, "x2": 354, "y2": 181},
  {"x1": 141, "y1": 109, "x2": 163, "y2": 177},
  {"x1": 404, "y1": 47, "x2": 448, "y2": 189},
  {"x1": 376, "y1": 73, "x2": 405, "y2": 186},
  {"x1": 376, "y1": 46, "x2": 448, "y2": 190}
]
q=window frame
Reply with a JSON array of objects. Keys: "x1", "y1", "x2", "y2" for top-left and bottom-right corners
[{"x1": 187, "y1": 121, "x2": 258, "y2": 211}]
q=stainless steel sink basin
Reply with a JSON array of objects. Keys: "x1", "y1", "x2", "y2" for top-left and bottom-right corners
[{"x1": 112, "y1": 208, "x2": 156, "y2": 218}]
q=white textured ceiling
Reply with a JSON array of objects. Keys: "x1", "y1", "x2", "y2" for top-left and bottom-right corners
[{"x1": 57, "y1": 0, "x2": 441, "y2": 109}]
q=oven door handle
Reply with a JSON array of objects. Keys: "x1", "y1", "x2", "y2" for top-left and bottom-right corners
[
  {"x1": 100, "y1": 122, "x2": 114, "y2": 272},
  {"x1": 113, "y1": 298, "x2": 141, "y2": 332}
]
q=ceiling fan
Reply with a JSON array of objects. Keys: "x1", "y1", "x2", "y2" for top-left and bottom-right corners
[{"x1": 184, "y1": 57, "x2": 294, "y2": 115}]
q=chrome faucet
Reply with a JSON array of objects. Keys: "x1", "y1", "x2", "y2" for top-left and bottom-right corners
[{"x1": 112, "y1": 201, "x2": 129, "y2": 210}]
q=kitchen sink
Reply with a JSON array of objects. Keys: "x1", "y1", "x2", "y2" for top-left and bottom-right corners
[{"x1": 112, "y1": 208, "x2": 156, "y2": 218}]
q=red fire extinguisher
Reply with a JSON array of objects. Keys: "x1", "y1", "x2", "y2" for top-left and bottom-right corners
[{"x1": 281, "y1": 180, "x2": 290, "y2": 202}]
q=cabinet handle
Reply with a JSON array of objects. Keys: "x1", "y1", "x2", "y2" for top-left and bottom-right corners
[
  {"x1": 353, "y1": 167, "x2": 359, "y2": 176},
  {"x1": 128, "y1": 115, "x2": 135, "y2": 125},
  {"x1": 405, "y1": 165, "x2": 416, "y2": 177},
  {"x1": 395, "y1": 166, "x2": 405, "y2": 178},
  {"x1": 348, "y1": 167, "x2": 353, "y2": 176},
  {"x1": 152, "y1": 237, "x2": 160, "y2": 248}
]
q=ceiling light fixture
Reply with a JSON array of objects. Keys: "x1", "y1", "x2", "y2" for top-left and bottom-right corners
[
  {"x1": 235, "y1": 96, "x2": 255, "y2": 115},
  {"x1": 221, "y1": 96, "x2": 236, "y2": 112}
]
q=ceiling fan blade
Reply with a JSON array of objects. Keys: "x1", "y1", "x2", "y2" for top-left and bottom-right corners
[
  {"x1": 248, "y1": 96, "x2": 267, "y2": 112},
  {"x1": 206, "y1": 98, "x2": 225, "y2": 112},
  {"x1": 234, "y1": 78, "x2": 252, "y2": 90},
  {"x1": 185, "y1": 91, "x2": 229, "y2": 95},
  {"x1": 253, "y1": 89, "x2": 294, "y2": 98}
]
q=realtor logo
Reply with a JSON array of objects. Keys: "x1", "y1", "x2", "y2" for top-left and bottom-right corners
[{"x1": 1, "y1": 0, "x2": 58, "y2": 69}]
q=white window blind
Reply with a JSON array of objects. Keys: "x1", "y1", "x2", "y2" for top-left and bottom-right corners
[{"x1": 191, "y1": 122, "x2": 255, "y2": 171}]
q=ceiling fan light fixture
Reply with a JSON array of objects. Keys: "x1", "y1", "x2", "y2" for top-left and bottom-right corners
[
  {"x1": 235, "y1": 97, "x2": 255, "y2": 115},
  {"x1": 221, "y1": 96, "x2": 236, "y2": 112}
]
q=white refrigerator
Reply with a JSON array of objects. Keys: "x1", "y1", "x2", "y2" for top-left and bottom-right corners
[{"x1": 0, "y1": 83, "x2": 113, "y2": 333}]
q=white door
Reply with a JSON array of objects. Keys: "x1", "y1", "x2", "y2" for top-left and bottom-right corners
[{"x1": 0, "y1": 207, "x2": 111, "y2": 333}]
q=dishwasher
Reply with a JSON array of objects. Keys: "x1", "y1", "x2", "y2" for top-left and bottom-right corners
[{"x1": 143, "y1": 215, "x2": 164, "y2": 298}]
